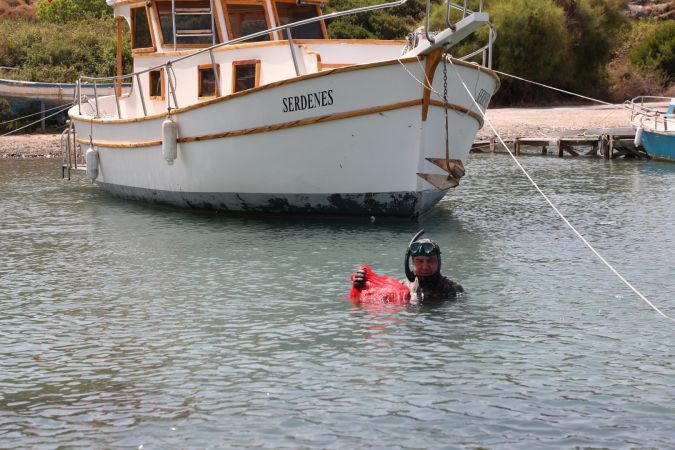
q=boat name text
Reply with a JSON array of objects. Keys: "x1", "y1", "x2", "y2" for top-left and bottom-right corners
[{"x1": 282, "y1": 90, "x2": 334, "y2": 113}]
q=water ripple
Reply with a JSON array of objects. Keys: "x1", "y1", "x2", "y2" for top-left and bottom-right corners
[{"x1": 0, "y1": 158, "x2": 673, "y2": 448}]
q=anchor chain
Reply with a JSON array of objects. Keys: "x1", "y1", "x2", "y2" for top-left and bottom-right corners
[{"x1": 443, "y1": 52, "x2": 451, "y2": 175}]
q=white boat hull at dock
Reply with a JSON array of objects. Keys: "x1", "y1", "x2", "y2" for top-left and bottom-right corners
[{"x1": 74, "y1": 59, "x2": 497, "y2": 217}]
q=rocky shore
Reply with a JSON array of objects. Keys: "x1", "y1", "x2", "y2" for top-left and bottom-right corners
[{"x1": 0, "y1": 104, "x2": 634, "y2": 159}]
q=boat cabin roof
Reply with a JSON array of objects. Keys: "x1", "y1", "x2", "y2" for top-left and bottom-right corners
[{"x1": 109, "y1": 0, "x2": 329, "y2": 55}]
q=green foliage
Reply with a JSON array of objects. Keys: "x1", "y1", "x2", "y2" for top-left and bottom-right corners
[
  {"x1": 326, "y1": 0, "x2": 425, "y2": 40},
  {"x1": 489, "y1": 0, "x2": 570, "y2": 98},
  {"x1": 0, "y1": 18, "x2": 131, "y2": 82},
  {"x1": 36, "y1": 0, "x2": 110, "y2": 24},
  {"x1": 554, "y1": 0, "x2": 628, "y2": 95},
  {"x1": 630, "y1": 20, "x2": 675, "y2": 85}
]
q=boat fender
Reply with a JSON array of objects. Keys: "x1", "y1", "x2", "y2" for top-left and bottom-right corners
[
  {"x1": 85, "y1": 147, "x2": 98, "y2": 182},
  {"x1": 634, "y1": 127, "x2": 643, "y2": 147},
  {"x1": 162, "y1": 118, "x2": 178, "y2": 164}
]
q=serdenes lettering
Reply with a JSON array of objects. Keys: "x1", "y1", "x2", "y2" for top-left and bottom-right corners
[{"x1": 282, "y1": 89, "x2": 335, "y2": 112}]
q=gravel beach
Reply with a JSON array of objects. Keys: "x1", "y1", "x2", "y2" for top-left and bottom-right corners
[{"x1": 0, "y1": 104, "x2": 634, "y2": 159}]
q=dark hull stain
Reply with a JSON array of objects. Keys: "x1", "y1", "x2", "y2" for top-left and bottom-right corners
[{"x1": 98, "y1": 183, "x2": 448, "y2": 219}]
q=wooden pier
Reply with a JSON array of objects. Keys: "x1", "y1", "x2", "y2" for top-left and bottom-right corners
[{"x1": 472, "y1": 127, "x2": 648, "y2": 160}]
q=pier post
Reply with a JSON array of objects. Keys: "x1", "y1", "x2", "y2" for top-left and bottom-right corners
[
  {"x1": 609, "y1": 134, "x2": 614, "y2": 160},
  {"x1": 490, "y1": 136, "x2": 495, "y2": 153},
  {"x1": 557, "y1": 140, "x2": 563, "y2": 158},
  {"x1": 515, "y1": 138, "x2": 520, "y2": 156},
  {"x1": 600, "y1": 135, "x2": 609, "y2": 159},
  {"x1": 40, "y1": 101, "x2": 45, "y2": 131}
]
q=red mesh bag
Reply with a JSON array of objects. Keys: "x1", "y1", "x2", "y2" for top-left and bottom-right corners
[{"x1": 349, "y1": 265, "x2": 410, "y2": 305}]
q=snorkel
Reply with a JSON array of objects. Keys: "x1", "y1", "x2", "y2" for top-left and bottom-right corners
[
  {"x1": 405, "y1": 229, "x2": 442, "y2": 282},
  {"x1": 405, "y1": 229, "x2": 426, "y2": 282}
]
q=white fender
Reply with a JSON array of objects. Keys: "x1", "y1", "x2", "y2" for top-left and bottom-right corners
[
  {"x1": 634, "y1": 127, "x2": 643, "y2": 147},
  {"x1": 162, "y1": 118, "x2": 178, "y2": 164},
  {"x1": 85, "y1": 147, "x2": 98, "y2": 182}
]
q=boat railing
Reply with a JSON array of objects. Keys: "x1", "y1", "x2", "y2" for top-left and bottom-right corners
[
  {"x1": 627, "y1": 96, "x2": 675, "y2": 132},
  {"x1": 76, "y1": 0, "x2": 491, "y2": 120}
]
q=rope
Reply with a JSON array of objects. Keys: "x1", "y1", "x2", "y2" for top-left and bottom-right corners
[
  {"x1": 1, "y1": 104, "x2": 73, "y2": 137},
  {"x1": 493, "y1": 70, "x2": 622, "y2": 108},
  {"x1": 447, "y1": 60, "x2": 674, "y2": 323},
  {"x1": 0, "y1": 101, "x2": 74, "y2": 125}
]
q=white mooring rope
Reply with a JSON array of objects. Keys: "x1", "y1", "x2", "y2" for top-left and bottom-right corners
[{"x1": 443, "y1": 60, "x2": 674, "y2": 323}]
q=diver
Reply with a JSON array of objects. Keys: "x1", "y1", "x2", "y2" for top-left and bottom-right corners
[{"x1": 353, "y1": 230, "x2": 464, "y2": 302}]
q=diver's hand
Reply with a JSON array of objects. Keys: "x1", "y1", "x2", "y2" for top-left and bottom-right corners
[{"x1": 353, "y1": 270, "x2": 366, "y2": 289}]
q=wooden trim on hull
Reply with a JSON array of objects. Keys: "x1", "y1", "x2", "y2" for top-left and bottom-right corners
[
  {"x1": 70, "y1": 56, "x2": 499, "y2": 125},
  {"x1": 75, "y1": 98, "x2": 483, "y2": 149}
]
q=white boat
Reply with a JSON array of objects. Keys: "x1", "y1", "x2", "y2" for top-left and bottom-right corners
[
  {"x1": 629, "y1": 96, "x2": 675, "y2": 162},
  {"x1": 68, "y1": 0, "x2": 499, "y2": 217}
]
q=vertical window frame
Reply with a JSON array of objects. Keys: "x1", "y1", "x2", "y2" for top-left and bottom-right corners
[
  {"x1": 220, "y1": 0, "x2": 274, "y2": 42},
  {"x1": 231, "y1": 59, "x2": 261, "y2": 93},
  {"x1": 149, "y1": 68, "x2": 166, "y2": 100},
  {"x1": 272, "y1": 0, "x2": 327, "y2": 41},
  {"x1": 130, "y1": 3, "x2": 157, "y2": 53},
  {"x1": 198, "y1": 63, "x2": 221, "y2": 99},
  {"x1": 150, "y1": 0, "x2": 224, "y2": 49}
]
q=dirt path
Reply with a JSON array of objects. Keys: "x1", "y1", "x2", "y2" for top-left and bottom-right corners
[
  {"x1": 476, "y1": 104, "x2": 632, "y2": 141},
  {"x1": 0, "y1": 104, "x2": 634, "y2": 159}
]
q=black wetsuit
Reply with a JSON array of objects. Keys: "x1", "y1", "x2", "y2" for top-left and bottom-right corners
[{"x1": 404, "y1": 273, "x2": 464, "y2": 302}]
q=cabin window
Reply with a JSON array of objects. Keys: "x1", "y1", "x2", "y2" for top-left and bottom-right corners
[
  {"x1": 198, "y1": 64, "x2": 221, "y2": 98},
  {"x1": 232, "y1": 60, "x2": 260, "y2": 93},
  {"x1": 149, "y1": 69, "x2": 165, "y2": 99},
  {"x1": 131, "y1": 5, "x2": 155, "y2": 50},
  {"x1": 223, "y1": 2, "x2": 271, "y2": 42},
  {"x1": 275, "y1": 3, "x2": 325, "y2": 39},
  {"x1": 154, "y1": 0, "x2": 220, "y2": 46}
]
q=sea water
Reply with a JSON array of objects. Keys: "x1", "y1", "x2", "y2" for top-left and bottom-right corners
[{"x1": 0, "y1": 155, "x2": 673, "y2": 449}]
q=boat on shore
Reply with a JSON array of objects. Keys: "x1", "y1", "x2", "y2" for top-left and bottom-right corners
[
  {"x1": 629, "y1": 96, "x2": 675, "y2": 162},
  {"x1": 67, "y1": 0, "x2": 499, "y2": 218},
  {"x1": 0, "y1": 77, "x2": 128, "y2": 125}
]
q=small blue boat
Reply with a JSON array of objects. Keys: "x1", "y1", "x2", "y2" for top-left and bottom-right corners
[{"x1": 629, "y1": 96, "x2": 675, "y2": 162}]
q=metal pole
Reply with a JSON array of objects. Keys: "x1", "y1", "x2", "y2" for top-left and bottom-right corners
[
  {"x1": 287, "y1": 28, "x2": 300, "y2": 76},
  {"x1": 166, "y1": 64, "x2": 179, "y2": 109},
  {"x1": 209, "y1": 49, "x2": 221, "y2": 96},
  {"x1": 172, "y1": 0, "x2": 177, "y2": 50},
  {"x1": 424, "y1": 0, "x2": 435, "y2": 43},
  {"x1": 211, "y1": 0, "x2": 216, "y2": 45},
  {"x1": 135, "y1": 73, "x2": 147, "y2": 116},
  {"x1": 93, "y1": 81, "x2": 100, "y2": 118},
  {"x1": 114, "y1": 81, "x2": 122, "y2": 119}
]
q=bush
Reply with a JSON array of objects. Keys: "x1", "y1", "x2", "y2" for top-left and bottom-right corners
[
  {"x1": 36, "y1": 0, "x2": 110, "y2": 24},
  {"x1": 326, "y1": 0, "x2": 425, "y2": 40},
  {"x1": 630, "y1": 20, "x2": 675, "y2": 85},
  {"x1": 0, "y1": 18, "x2": 132, "y2": 82}
]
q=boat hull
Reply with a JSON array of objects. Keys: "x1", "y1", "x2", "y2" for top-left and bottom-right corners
[
  {"x1": 72, "y1": 58, "x2": 499, "y2": 217},
  {"x1": 642, "y1": 129, "x2": 675, "y2": 162},
  {"x1": 97, "y1": 181, "x2": 446, "y2": 217}
]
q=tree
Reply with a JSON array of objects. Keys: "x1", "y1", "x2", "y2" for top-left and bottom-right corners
[
  {"x1": 326, "y1": 0, "x2": 425, "y2": 40},
  {"x1": 631, "y1": 20, "x2": 675, "y2": 86},
  {"x1": 36, "y1": 0, "x2": 110, "y2": 24}
]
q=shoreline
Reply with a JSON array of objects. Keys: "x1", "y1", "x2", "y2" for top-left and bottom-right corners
[{"x1": 0, "y1": 104, "x2": 634, "y2": 159}]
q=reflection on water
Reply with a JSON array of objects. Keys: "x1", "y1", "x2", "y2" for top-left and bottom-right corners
[{"x1": 0, "y1": 157, "x2": 673, "y2": 448}]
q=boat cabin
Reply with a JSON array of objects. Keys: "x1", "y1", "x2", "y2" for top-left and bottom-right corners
[
  {"x1": 125, "y1": 0, "x2": 327, "y2": 52},
  {"x1": 100, "y1": 0, "x2": 404, "y2": 118}
]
